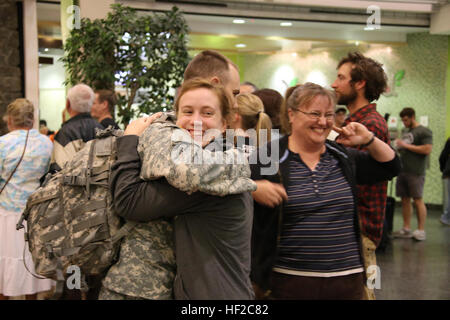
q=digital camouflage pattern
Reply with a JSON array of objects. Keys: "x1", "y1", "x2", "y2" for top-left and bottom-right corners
[
  {"x1": 19, "y1": 127, "x2": 127, "y2": 282},
  {"x1": 98, "y1": 286, "x2": 146, "y2": 300},
  {"x1": 138, "y1": 112, "x2": 257, "y2": 196},
  {"x1": 101, "y1": 219, "x2": 175, "y2": 299},
  {"x1": 19, "y1": 171, "x2": 68, "y2": 279}
]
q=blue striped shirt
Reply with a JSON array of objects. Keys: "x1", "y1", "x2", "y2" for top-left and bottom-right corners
[{"x1": 274, "y1": 148, "x2": 363, "y2": 277}]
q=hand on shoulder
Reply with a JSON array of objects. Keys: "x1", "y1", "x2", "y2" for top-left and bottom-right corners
[{"x1": 124, "y1": 112, "x2": 162, "y2": 136}]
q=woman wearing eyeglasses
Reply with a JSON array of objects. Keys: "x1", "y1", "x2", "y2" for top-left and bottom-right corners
[{"x1": 250, "y1": 83, "x2": 400, "y2": 300}]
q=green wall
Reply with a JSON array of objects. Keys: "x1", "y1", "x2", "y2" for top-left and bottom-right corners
[
  {"x1": 239, "y1": 33, "x2": 448, "y2": 205},
  {"x1": 447, "y1": 36, "x2": 450, "y2": 138}
]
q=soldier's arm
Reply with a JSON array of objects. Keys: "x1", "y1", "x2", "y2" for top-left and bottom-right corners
[{"x1": 110, "y1": 135, "x2": 206, "y2": 222}]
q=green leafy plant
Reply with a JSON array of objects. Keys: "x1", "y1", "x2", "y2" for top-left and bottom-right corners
[{"x1": 62, "y1": 4, "x2": 190, "y2": 126}]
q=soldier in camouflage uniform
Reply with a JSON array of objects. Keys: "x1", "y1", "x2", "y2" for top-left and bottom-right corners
[
  {"x1": 99, "y1": 219, "x2": 176, "y2": 300},
  {"x1": 100, "y1": 77, "x2": 255, "y2": 300},
  {"x1": 138, "y1": 112, "x2": 255, "y2": 196}
]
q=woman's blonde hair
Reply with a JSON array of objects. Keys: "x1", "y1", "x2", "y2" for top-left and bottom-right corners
[
  {"x1": 236, "y1": 93, "x2": 272, "y2": 146},
  {"x1": 174, "y1": 77, "x2": 233, "y2": 125},
  {"x1": 281, "y1": 82, "x2": 336, "y2": 135},
  {"x1": 7, "y1": 98, "x2": 34, "y2": 129}
]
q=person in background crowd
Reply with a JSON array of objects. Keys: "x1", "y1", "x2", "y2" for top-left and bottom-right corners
[
  {"x1": 334, "y1": 107, "x2": 347, "y2": 128},
  {"x1": 331, "y1": 51, "x2": 389, "y2": 300},
  {"x1": 91, "y1": 89, "x2": 120, "y2": 130},
  {"x1": 393, "y1": 107, "x2": 433, "y2": 240},
  {"x1": 439, "y1": 137, "x2": 450, "y2": 226},
  {"x1": 327, "y1": 107, "x2": 347, "y2": 140},
  {"x1": 250, "y1": 83, "x2": 400, "y2": 300},
  {"x1": 39, "y1": 120, "x2": 55, "y2": 142},
  {"x1": 240, "y1": 81, "x2": 258, "y2": 94},
  {"x1": 231, "y1": 93, "x2": 272, "y2": 157},
  {"x1": 50, "y1": 84, "x2": 103, "y2": 173},
  {"x1": 253, "y1": 88, "x2": 284, "y2": 141},
  {"x1": 0, "y1": 99, "x2": 54, "y2": 300},
  {"x1": 39, "y1": 120, "x2": 54, "y2": 136}
]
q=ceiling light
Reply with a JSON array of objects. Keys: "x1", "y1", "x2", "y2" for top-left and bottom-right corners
[
  {"x1": 44, "y1": 48, "x2": 49, "y2": 52},
  {"x1": 221, "y1": 34, "x2": 238, "y2": 38},
  {"x1": 280, "y1": 22, "x2": 292, "y2": 27},
  {"x1": 266, "y1": 36, "x2": 284, "y2": 41},
  {"x1": 235, "y1": 43, "x2": 246, "y2": 48},
  {"x1": 233, "y1": 19, "x2": 245, "y2": 24}
]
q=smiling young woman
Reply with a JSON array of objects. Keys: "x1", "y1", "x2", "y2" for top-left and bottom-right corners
[{"x1": 174, "y1": 78, "x2": 233, "y2": 146}]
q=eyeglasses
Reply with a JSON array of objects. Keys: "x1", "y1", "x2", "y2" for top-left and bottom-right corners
[{"x1": 293, "y1": 109, "x2": 335, "y2": 121}]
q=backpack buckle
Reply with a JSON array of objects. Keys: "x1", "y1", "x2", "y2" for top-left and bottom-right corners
[{"x1": 63, "y1": 175, "x2": 86, "y2": 186}]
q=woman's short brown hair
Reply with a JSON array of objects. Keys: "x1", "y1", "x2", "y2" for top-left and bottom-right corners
[
  {"x1": 281, "y1": 82, "x2": 336, "y2": 135},
  {"x1": 7, "y1": 98, "x2": 34, "y2": 129},
  {"x1": 174, "y1": 77, "x2": 233, "y2": 125}
]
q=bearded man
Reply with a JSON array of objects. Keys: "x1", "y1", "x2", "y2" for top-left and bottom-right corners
[{"x1": 331, "y1": 51, "x2": 389, "y2": 300}]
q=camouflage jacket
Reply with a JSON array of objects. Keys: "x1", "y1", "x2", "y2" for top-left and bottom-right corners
[
  {"x1": 138, "y1": 112, "x2": 256, "y2": 196},
  {"x1": 103, "y1": 114, "x2": 256, "y2": 300}
]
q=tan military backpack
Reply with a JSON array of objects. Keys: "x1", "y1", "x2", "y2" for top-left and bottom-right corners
[{"x1": 17, "y1": 127, "x2": 136, "y2": 298}]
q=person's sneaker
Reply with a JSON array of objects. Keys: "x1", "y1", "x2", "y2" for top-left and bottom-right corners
[
  {"x1": 392, "y1": 228, "x2": 413, "y2": 238},
  {"x1": 412, "y1": 229, "x2": 426, "y2": 241},
  {"x1": 440, "y1": 214, "x2": 450, "y2": 226}
]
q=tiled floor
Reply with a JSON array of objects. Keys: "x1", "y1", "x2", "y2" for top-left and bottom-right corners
[
  {"x1": 6, "y1": 207, "x2": 449, "y2": 301},
  {"x1": 375, "y1": 206, "x2": 450, "y2": 300}
]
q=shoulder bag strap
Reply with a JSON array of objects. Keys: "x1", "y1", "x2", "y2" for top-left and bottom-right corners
[{"x1": 0, "y1": 129, "x2": 30, "y2": 195}]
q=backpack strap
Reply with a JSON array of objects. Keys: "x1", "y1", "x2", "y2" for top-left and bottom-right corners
[
  {"x1": 95, "y1": 136, "x2": 113, "y2": 156},
  {"x1": 50, "y1": 258, "x2": 67, "y2": 300},
  {"x1": 71, "y1": 200, "x2": 105, "y2": 218},
  {"x1": 85, "y1": 140, "x2": 97, "y2": 200},
  {"x1": 111, "y1": 221, "x2": 138, "y2": 244},
  {"x1": 63, "y1": 173, "x2": 109, "y2": 187}
]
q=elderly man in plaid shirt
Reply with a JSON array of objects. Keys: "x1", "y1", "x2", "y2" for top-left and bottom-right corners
[{"x1": 332, "y1": 52, "x2": 389, "y2": 300}]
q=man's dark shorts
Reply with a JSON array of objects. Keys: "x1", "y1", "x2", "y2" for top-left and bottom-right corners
[{"x1": 396, "y1": 172, "x2": 425, "y2": 199}]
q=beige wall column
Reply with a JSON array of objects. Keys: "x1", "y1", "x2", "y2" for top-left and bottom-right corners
[
  {"x1": 60, "y1": 0, "x2": 79, "y2": 47},
  {"x1": 23, "y1": 0, "x2": 39, "y2": 129},
  {"x1": 79, "y1": 0, "x2": 114, "y2": 19},
  {"x1": 60, "y1": 0, "x2": 79, "y2": 122}
]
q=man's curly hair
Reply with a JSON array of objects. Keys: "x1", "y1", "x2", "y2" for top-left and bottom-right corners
[{"x1": 338, "y1": 52, "x2": 388, "y2": 102}]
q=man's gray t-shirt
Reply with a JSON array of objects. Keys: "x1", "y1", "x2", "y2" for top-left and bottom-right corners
[{"x1": 398, "y1": 125, "x2": 433, "y2": 175}]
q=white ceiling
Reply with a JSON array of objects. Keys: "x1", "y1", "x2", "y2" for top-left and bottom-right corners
[
  {"x1": 236, "y1": 0, "x2": 449, "y2": 12},
  {"x1": 37, "y1": 0, "x2": 437, "y2": 53}
]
